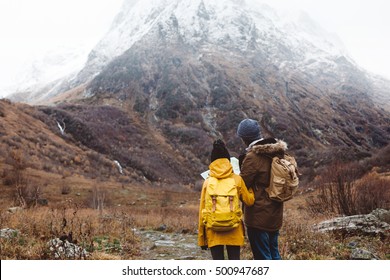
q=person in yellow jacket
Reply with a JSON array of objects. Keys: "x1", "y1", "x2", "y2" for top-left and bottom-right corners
[{"x1": 198, "y1": 139, "x2": 255, "y2": 260}]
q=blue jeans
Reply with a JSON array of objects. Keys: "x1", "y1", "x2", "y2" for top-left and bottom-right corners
[{"x1": 247, "y1": 227, "x2": 281, "y2": 260}]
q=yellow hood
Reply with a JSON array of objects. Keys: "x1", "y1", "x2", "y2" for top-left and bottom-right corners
[{"x1": 209, "y1": 158, "x2": 233, "y2": 179}]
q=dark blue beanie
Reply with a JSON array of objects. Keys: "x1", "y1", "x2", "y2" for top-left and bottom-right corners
[{"x1": 237, "y1": 119, "x2": 262, "y2": 141}]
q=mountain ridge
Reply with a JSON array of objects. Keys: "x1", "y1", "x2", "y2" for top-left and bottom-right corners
[{"x1": 3, "y1": 0, "x2": 390, "y2": 185}]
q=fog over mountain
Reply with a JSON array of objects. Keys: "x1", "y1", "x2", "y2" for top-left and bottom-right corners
[{"x1": 4, "y1": 0, "x2": 390, "y2": 184}]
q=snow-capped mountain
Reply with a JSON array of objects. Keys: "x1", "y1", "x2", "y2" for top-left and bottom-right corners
[
  {"x1": 8, "y1": 0, "x2": 389, "y2": 107},
  {"x1": 4, "y1": 0, "x2": 390, "y2": 184},
  {"x1": 76, "y1": 0, "x2": 350, "y2": 84}
]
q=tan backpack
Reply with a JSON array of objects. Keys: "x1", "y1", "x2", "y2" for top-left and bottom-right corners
[{"x1": 265, "y1": 154, "x2": 299, "y2": 202}]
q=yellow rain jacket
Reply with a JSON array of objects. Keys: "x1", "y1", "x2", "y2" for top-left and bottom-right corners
[{"x1": 198, "y1": 158, "x2": 255, "y2": 248}]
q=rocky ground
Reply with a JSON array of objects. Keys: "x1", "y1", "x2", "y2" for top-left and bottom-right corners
[
  {"x1": 2, "y1": 203, "x2": 388, "y2": 260},
  {"x1": 134, "y1": 229, "x2": 211, "y2": 260}
]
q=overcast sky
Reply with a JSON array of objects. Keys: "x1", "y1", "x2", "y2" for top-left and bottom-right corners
[
  {"x1": 0, "y1": 0, "x2": 389, "y2": 97},
  {"x1": 262, "y1": 0, "x2": 390, "y2": 79},
  {"x1": 0, "y1": 0, "x2": 123, "y2": 96}
]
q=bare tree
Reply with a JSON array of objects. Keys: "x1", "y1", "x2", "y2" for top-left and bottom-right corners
[
  {"x1": 90, "y1": 186, "x2": 106, "y2": 213},
  {"x1": 6, "y1": 150, "x2": 43, "y2": 208},
  {"x1": 306, "y1": 161, "x2": 360, "y2": 216}
]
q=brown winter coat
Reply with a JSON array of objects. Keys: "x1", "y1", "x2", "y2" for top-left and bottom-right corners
[
  {"x1": 198, "y1": 158, "x2": 254, "y2": 248},
  {"x1": 240, "y1": 139, "x2": 288, "y2": 231}
]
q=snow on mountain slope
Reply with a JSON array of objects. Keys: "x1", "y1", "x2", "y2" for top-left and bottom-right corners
[
  {"x1": 6, "y1": 0, "x2": 386, "y2": 105},
  {"x1": 77, "y1": 0, "x2": 351, "y2": 84},
  {"x1": 3, "y1": 0, "x2": 389, "y2": 184}
]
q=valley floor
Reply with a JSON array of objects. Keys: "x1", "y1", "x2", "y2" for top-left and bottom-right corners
[{"x1": 135, "y1": 229, "x2": 210, "y2": 260}]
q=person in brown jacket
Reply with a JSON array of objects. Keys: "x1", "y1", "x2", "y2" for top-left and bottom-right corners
[{"x1": 237, "y1": 118, "x2": 288, "y2": 260}]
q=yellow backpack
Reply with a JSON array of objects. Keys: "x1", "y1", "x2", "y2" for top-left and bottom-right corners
[
  {"x1": 202, "y1": 176, "x2": 242, "y2": 232},
  {"x1": 266, "y1": 154, "x2": 299, "y2": 202}
]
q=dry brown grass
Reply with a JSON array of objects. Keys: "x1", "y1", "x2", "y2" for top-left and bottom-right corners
[
  {"x1": 1, "y1": 149, "x2": 389, "y2": 260},
  {"x1": 280, "y1": 184, "x2": 390, "y2": 260},
  {"x1": 2, "y1": 180, "x2": 389, "y2": 260},
  {"x1": 0, "y1": 206, "x2": 140, "y2": 259},
  {"x1": 1, "y1": 99, "x2": 389, "y2": 259},
  {"x1": 127, "y1": 205, "x2": 199, "y2": 231},
  {"x1": 0, "y1": 177, "x2": 202, "y2": 260}
]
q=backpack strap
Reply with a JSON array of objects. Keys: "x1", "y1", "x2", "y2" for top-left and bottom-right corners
[
  {"x1": 229, "y1": 196, "x2": 234, "y2": 212},
  {"x1": 212, "y1": 196, "x2": 217, "y2": 212}
]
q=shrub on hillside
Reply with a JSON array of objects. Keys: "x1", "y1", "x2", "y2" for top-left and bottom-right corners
[
  {"x1": 4, "y1": 149, "x2": 45, "y2": 208},
  {"x1": 354, "y1": 175, "x2": 390, "y2": 214},
  {"x1": 60, "y1": 179, "x2": 72, "y2": 195},
  {"x1": 156, "y1": 91, "x2": 195, "y2": 120},
  {"x1": 364, "y1": 143, "x2": 390, "y2": 173},
  {"x1": 306, "y1": 160, "x2": 389, "y2": 216}
]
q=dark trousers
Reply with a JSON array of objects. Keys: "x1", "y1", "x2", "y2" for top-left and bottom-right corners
[
  {"x1": 210, "y1": 245, "x2": 240, "y2": 260},
  {"x1": 247, "y1": 227, "x2": 281, "y2": 260}
]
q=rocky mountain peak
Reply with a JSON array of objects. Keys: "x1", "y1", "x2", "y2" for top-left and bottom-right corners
[
  {"x1": 5, "y1": 0, "x2": 390, "y2": 185},
  {"x1": 72, "y1": 0, "x2": 351, "y2": 88}
]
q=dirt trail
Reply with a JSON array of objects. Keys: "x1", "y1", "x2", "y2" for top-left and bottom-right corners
[{"x1": 135, "y1": 229, "x2": 211, "y2": 260}]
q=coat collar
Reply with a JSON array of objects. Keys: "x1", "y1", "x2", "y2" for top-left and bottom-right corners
[{"x1": 248, "y1": 139, "x2": 288, "y2": 155}]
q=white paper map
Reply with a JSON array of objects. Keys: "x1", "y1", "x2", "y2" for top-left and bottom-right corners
[{"x1": 200, "y1": 157, "x2": 240, "y2": 180}]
